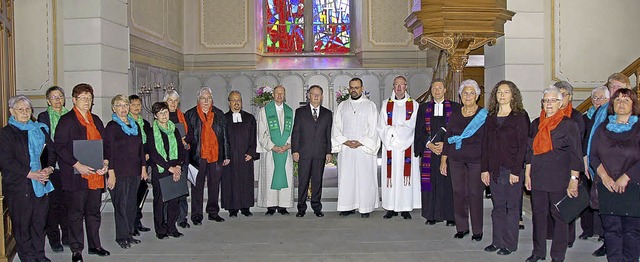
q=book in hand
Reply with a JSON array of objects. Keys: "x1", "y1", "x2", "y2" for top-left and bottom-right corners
[
  {"x1": 429, "y1": 127, "x2": 447, "y2": 144},
  {"x1": 554, "y1": 182, "x2": 589, "y2": 223},
  {"x1": 73, "y1": 140, "x2": 104, "y2": 174},
  {"x1": 598, "y1": 182, "x2": 640, "y2": 218},
  {"x1": 158, "y1": 172, "x2": 189, "y2": 202}
]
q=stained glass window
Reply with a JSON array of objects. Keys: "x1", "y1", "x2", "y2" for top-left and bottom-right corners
[{"x1": 265, "y1": 0, "x2": 350, "y2": 54}]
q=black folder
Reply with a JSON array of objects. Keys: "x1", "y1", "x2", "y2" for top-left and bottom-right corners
[
  {"x1": 73, "y1": 140, "x2": 104, "y2": 174},
  {"x1": 554, "y1": 182, "x2": 589, "y2": 223},
  {"x1": 598, "y1": 182, "x2": 640, "y2": 218},
  {"x1": 158, "y1": 173, "x2": 189, "y2": 202}
]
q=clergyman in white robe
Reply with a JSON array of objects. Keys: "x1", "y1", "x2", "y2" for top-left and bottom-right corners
[
  {"x1": 256, "y1": 104, "x2": 295, "y2": 209},
  {"x1": 377, "y1": 95, "x2": 421, "y2": 212},
  {"x1": 332, "y1": 96, "x2": 380, "y2": 215}
]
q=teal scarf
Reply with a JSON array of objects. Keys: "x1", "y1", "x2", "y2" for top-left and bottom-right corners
[
  {"x1": 129, "y1": 113, "x2": 147, "y2": 143},
  {"x1": 153, "y1": 120, "x2": 178, "y2": 173},
  {"x1": 586, "y1": 106, "x2": 596, "y2": 120},
  {"x1": 606, "y1": 115, "x2": 638, "y2": 133},
  {"x1": 587, "y1": 102, "x2": 609, "y2": 178},
  {"x1": 111, "y1": 113, "x2": 139, "y2": 136},
  {"x1": 447, "y1": 108, "x2": 488, "y2": 150},
  {"x1": 265, "y1": 101, "x2": 293, "y2": 190},
  {"x1": 8, "y1": 116, "x2": 54, "y2": 197},
  {"x1": 46, "y1": 106, "x2": 69, "y2": 139}
]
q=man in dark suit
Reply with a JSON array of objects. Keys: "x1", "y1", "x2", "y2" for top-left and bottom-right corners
[{"x1": 292, "y1": 85, "x2": 333, "y2": 218}]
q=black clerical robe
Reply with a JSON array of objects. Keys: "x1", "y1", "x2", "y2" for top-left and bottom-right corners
[{"x1": 221, "y1": 110, "x2": 259, "y2": 210}]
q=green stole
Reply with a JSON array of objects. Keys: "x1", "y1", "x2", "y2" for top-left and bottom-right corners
[{"x1": 265, "y1": 101, "x2": 293, "y2": 190}]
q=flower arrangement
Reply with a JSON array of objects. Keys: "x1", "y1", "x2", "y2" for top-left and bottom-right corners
[
  {"x1": 251, "y1": 85, "x2": 274, "y2": 107},
  {"x1": 335, "y1": 86, "x2": 370, "y2": 104}
]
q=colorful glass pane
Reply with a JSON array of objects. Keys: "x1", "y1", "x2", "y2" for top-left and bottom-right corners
[
  {"x1": 312, "y1": 0, "x2": 350, "y2": 53},
  {"x1": 266, "y1": 0, "x2": 305, "y2": 53}
]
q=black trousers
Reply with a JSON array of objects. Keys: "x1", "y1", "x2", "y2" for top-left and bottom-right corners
[
  {"x1": 45, "y1": 169, "x2": 69, "y2": 245},
  {"x1": 7, "y1": 192, "x2": 48, "y2": 261},
  {"x1": 531, "y1": 190, "x2": 569, "y2": 260},
  {"x1": 449, "y1": 160, "x2": 483, "y2": 235},
  {"x1": 152, "y1": 172, "x2": 180, "y2": 235},
  {"x1": 109, "y1": 176, "x2": 140, "y2": 241},
  {"x1": 296, "y1": 158, "x2": 325, "y2": 212},
  {"x1": 176, "y1": 163, "x2": 190, "y2": 223},
  {"x1": 489, "y1": 168, "x2": 522, "y2": 251},
  {"x1": 191, "y1": 159, "x2": 222, "y2": 220},
  {"x1": 602, "y1": 215, "x2": 640, "y2": 262},
  {"x1": 66, "y1": 189, "x2": 103, "y2": 252}
]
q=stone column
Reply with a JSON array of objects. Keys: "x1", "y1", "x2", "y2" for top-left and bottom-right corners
[{"x1": 60, "y1": 0, "x2": 129, "y2": 119}]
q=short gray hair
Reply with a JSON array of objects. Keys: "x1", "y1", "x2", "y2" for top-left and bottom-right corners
[
  {"x1": 542, "y1": 86, "x2": 563, "y2": 100},
  {"x1": 458, "y1": 79, "x2": 480, "y2": 96},
  {"x1": 163, "y1": 90, "x2": 180, "y2": 102},
  {"x1": 553, "y1": 81, "x2": 573, "y2": 95},
  {"x1": 196, "y1": 87, "x2": 213, "y2": 99},
  {"x1": 8, "y1": 95, "x2": 33, "y2": 109},
  {"x1": 591, "y1": 85, "x2": 610, "y2": 98}
]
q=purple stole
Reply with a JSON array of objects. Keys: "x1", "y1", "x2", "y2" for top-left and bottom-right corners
[{"x1": 421, "y1": 100, "x2": 452, "y2": 191}]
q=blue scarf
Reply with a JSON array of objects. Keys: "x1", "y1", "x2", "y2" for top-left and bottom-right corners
[
  {"x1": 586, "y1": 103, "x2": 609, "y2": 178},
  {"x1": 606, "y1": 115, "x2": 638, "y2": 133},
  {"x1": 447, "y1": 108, "x2": 488, "y2": 150},
  {"x1": 111, "y1": 113, "x2": 139, "y2": 136},
  {"x1": 8, "y1": 116, "x2": 55, "y2": 197},
  {"x1": 586, "y1": 106, "x2": 596, "y2": 120}
]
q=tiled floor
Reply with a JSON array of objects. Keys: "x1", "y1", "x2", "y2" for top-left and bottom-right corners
[{"x1": 40, "y1": 206, "x2": 607, "y2": 262}]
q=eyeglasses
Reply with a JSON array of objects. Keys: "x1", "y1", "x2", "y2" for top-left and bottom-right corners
[
  {"x1": 541, "y1": 98, "x2": 561, "y2": 104},
  {"x1": 592, "y1": 96, "x2": 607, "y2": 101},
  {"x1": 49, "y1": 95, "x2": 64, "y2": 100},
  {"x1": 199, "y1": 96, "x2": 213, "y2": 102},
  {"x1": 113, "y1": 103, "x2": 129, "y2": 108},
  {"x1": 75, "y1": 96, "x2": 92, "y2": 102},
  {"x1": 13, "y1": 107, "x2": 32, "y2": 114},
  {"x1": 461, "y1": 92, "x2": 477, "y2": 97}
]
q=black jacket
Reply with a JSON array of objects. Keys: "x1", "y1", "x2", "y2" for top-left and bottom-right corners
[
  {"x1": 184, "y1": 105, "x2": 230, "y2": 167},
  {"x1": 291, "y1": 105, "x2": 333, "y2": 160}
]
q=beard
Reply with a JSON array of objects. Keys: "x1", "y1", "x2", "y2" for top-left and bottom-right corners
[{"x1": 350, "y1": 92, "x2": 362, "y2": 100}]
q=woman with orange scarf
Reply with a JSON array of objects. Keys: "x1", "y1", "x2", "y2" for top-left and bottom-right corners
[
  {"x1": 164, "y1": 90, "x2": 192, "y2": 228},
  {"x1": 524, "y1": 86, "x2": 583, "y2": 262},
  {"x1": 54, "y1": 83, "x2": 110, "y2": 262}
]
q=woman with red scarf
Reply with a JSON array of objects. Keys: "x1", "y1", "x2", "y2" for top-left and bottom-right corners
[
  {"x1": 524, "y1": 87, "x2": 583, "y2": 262},
  {"x1": 54, "y1": 83, "x2": 110, "y2": 262}
]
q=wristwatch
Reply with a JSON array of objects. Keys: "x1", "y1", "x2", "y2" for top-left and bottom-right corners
[{"x1": 570, "y1": 175, "x2": 579, "y2": 181}]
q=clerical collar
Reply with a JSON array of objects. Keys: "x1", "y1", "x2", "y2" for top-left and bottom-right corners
[
  {"x1": 434, "y1": 98, "x2": 444, "y2": 104},
  {"x1": 232, "y1": 112, "x2": 242, "y2": 123},
  {"x1": 351, "y1": 95, "x2": 362, "y2": 100},
  {"x1": 433, "y1": 99, "x2": 444, "y2": 116}
]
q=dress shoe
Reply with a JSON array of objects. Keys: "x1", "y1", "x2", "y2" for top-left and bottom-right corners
[
  {"x1": 519, "y1": 220, "x2": 525, "y2": 230},
  {"x1": 156, "y1": 233, "x2": 169, "y2": 239},
  {"x1": 116, "y1": 240, "x2": 131, "y2": 249},
  {"x1": 88, "y1": 247, "x2": 110, "y2": 256},
  {"x1": 132, "y1": 229, "x2": 140, "y2": 236},
  {"x1": 592, "y1": 244, "x2": 606, "y2": 257},
  {"x1": 400, "y1": 212, "x2": 412, "y2": 219},
  {"x1": 192, "y1": 220, "x2": 202, "y2": 226},
  {"x1": 383, "y1": 211, "x2": 398, "y2": 219},
  {"x1": 567, "y1": 242, "x2": 573, "y2": 248},
  {"x1": 136, "y1": 224, "x2": 151, "y2": 232},
  {"x1": 578, "y1": 232, "x2": 592, "y2": 240},
  {"x1": 50, "y1": 242, "x2": 64, "y2": 253},
  {"x1": 339, "y1": 210, "x2": 356, "y2": 217},
  {"x1": 484, "y1": 244, "x2": 499, "y2": 252},
  {"x1": 169, "y1": 231, "x2": 184, "y2": 238},
  {"x1": 208, "y1": 214, "x2": 225, "y2": 222},
  {"x1": 471, "y1": 234, "x2": 483, "y2": 241},
  {"x1": 178, "y1": 221, "x2": 191, "y2": 228},
  {"x1": 265, "y1": 209, "x2": 276, "y2": 216},
  {"x1": 454, "y1": 231, "x2": 469, "y2": 239},
  {"x1": 296, "y1": 211, "x2": 305, "y2": 217},
  {"x1": 314, "y1": 211, "x2": 324, "y2": 217},
  {"x1": 425, "y1": 220, "x2": 437, "y2": 225},
  {"x1": 71, "y1": 251, "x2": 83, "y2": 262},
  {"x1": 496, "y1": 248, "x2": 513, "y2": 255},
  {"x1": 525, "y1": 254, "x2": 545, "y2": 262},
  {"x1": 229, "y1": 210, "x2": 238, "y2": 217},
  {"x1": 278, "y1": 208, "x2": 290, "y2": 215},
  {"x1": 360, "y1": 213, "x2": 370, "y2": 218},
  {"x1": 446, "y1": 220, "x2": 455, "y2": 227},
  {"x1": 128, "y1": 237, "x2": 141, "y2": 244},
  {"x1": 241, "y1": 209, "x2": 253, "y2": 217}
]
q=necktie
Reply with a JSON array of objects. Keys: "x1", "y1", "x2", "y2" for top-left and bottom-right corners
[{"x1": 313, "y1": 108, "x2": 318, "y2": 122}]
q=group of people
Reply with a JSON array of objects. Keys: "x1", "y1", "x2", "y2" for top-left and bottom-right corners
[{"x1": 0, "y1": 73, "x2": 638, "y2": 262}]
